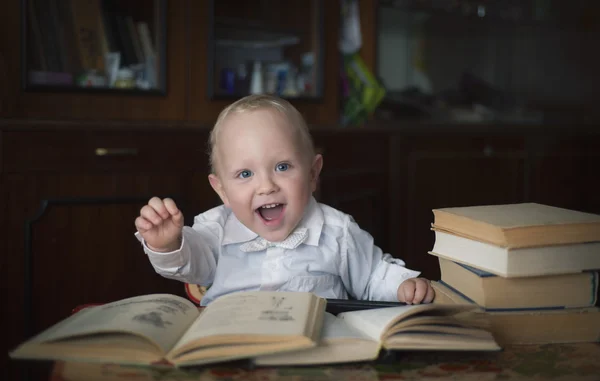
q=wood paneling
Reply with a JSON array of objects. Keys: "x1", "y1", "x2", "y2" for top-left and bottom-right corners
[
  {"x1": 320, "y1": 172, "x2": 389, "y2": 251},
  {"x1": 528, "y1": 135, "x2": 600, "y2": 215},
  {"x1": 314, "y1": 131, "x2": 390, "y2": 251},
  {"x1": 395, "y1": 136, "x2": 526, "y2": 280},
  {"x1": 358, "y1": 0, "x2": 378, "y2": 72},
  {"x1": 0, "y1": 128, "x2": 218, "y2": 381},
  {"x1": 0, "y1": 1, "x2": 19, "y2": 117},
  {"x1": 25, "y1": 197, "x2": 186, "y2": 336},
  {"x1": 2, "y1": 124, "x2": 600, "y2": 381}
]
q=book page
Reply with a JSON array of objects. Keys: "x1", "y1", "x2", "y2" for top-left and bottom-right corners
[
  {"x1": 254, "y1": 313, "x2": 379, "y2": 366},
  {"x1": 338, "y1": 304, "x2": 473, "y2": 341},
  {"x1": 321, "y1": 312, "x2": 373, "y2": 341},
  {"x1": 338, "y1": 305, "x2": 424, "y2": 341},
  {"x1": 26, "y1": 294, "x2": 200, "y2": 354},
  {"x1": 172, "y1": 291, "x2": 317, "y2": 350},
  {"x1": 320, "y1": 312, "x2": 374, "y2": 341}
]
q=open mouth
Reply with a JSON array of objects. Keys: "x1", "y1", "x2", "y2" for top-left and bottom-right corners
[{"x1": 256, "y1": 203, "x2": 285, "y2": 221}]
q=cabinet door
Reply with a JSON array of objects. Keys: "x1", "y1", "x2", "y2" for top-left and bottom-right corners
[
  {"x1": 0, "y1": 1, "x2": 18, "y2": 116},
  {"x1": 0, "y1": 129, "x2": 216, "y2": 381},
  {"x1": 2, "y1": 173, "x2": 190, "y2": 381},
  {"x1": 395, "y1": 136, "x2": 526, "y2": 279},
  {"x1": 528, "y1": 135, "x2": 600, "y2": 215},
  {"x1": 188, "y1": 0, "x2": 340, "y2": 126},
  {"x1": 313, "y1": 132, "x2": 391, "y2": 252},
  {"x1": 0, "y1": 0, "x2": 187, "y2": 120}
]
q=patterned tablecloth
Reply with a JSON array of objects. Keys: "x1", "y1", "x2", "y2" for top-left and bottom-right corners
[{"x1": 50, "y1": 343, "x2": 600, "y2": 381}]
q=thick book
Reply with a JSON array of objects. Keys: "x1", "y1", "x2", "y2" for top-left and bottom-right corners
[
  {"x1": 9, "y1": 291, "x2": 325, "y2": 367},
  {"x1": 432, "y1": 281, "x2": 600, "y2": 345},
  {"x1": 429, "y1": 229, "x2": 600, "y2": 277},
  {"x1": 254, "y1": 303, "x2": 500, "y2": 366},
  {"x1": 432, "y1": 203, "x2": 600, "y2": 248},
  {"x1": 439, "y1": 258, "x2": 598, "y2": 309},
  {"x1": 69, "y1": 0, "x2": 107, "y2": 71}
]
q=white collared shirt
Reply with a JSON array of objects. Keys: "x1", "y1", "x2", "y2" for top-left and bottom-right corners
[{"x1": 138, "y1": 197, "x2": 420, "y2": 305}]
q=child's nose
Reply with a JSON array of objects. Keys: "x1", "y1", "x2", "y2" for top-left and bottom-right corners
[{"x1": 257, "y1": 175, "x2": 279, "y2": 195}]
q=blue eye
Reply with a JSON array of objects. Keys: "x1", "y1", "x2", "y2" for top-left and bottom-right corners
[
  {"x1": 276, "y1": 163, "x2": 289, "y2": 172},
  {"x1": 238, "y1": 170, "x2": 253, "y2": 179}
]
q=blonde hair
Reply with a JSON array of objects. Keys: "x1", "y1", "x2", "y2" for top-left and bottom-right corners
[{"x1": 208, "y1": 94, "x2": 316, "y2": 174}]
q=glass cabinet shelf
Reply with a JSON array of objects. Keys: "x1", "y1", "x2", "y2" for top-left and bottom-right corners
[
  {"x1": 22, "y1": 0, "x2": 167, "y2": 94},
  {"x1": 208, "y1": 0, "x2": 324, "y2": 100},
  {"x1": 215, "y1": 20, "x2": 300, "y2": 49}
]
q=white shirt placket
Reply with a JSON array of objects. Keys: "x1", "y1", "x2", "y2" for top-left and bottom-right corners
[{"x1": 259, "y1": 246, "x2": 286, "y2": 291}]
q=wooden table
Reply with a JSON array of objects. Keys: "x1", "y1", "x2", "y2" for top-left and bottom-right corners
[{"x1": 45, "y1": 343, "x2": 600, "y2": 381}]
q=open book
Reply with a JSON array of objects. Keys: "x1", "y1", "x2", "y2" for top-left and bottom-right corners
[
  {"x1": 255, "y1": 302, "x2": 500, "y2": 366},
  {"x1": 10, "y1": 291, "x2": 325, "y2": 367}
]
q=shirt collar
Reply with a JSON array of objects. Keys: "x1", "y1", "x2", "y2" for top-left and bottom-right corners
[
  {"x1": 222, "y1": 210, "x2": 258, "y2": 245},
  {"x1": 221, "y1": 196, "x2": 324, "y2": 247}
]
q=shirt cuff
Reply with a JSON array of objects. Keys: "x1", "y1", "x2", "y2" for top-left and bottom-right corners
[
  {"x1": 374, "y1": 255, "x2": 421, "y2": 302},
  {"x1": 134, "y1": 231, "x2": 185, "y2": 255}
]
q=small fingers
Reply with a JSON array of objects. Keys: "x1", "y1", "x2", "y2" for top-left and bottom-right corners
[
  {"x1": 404, "y1": 287, "x2": 415, "y2": 304},
  {"x1": 400, "y1": 280, "x2": 416, "y2": 304},
  {"x1": 140, "y1": 204, "x2": 163, "y2": 225},
  {"x1": 412, "y1": 278, "x2": 429, "y2": 304},
  {"x1": 424, "y1": 282, "x2": 436, "y2": 304},
  {"x1": 148, "y1": 197, "x2": 170, "y2": 219},
  {"x1": 163, "y1": 198, "x2": 179, "y2": 216},
  {"x1": 163, "y1": 198, "x2": 184, "y2": 226},
  {"x1": 135, "y1": 216, "x2": 153, "y2": 232}
]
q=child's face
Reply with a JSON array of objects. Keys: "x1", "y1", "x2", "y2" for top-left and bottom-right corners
[{"x1": 208, "y1": 109, "x2": 322, "y2": 242}]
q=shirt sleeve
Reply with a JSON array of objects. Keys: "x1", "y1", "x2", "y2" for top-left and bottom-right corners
[
  {"x1": 134, "y1": 213, "x2": 223, "y2": 287},
  {"x1": 341, "y1": 218, "x2": 420, "y2": 301}
]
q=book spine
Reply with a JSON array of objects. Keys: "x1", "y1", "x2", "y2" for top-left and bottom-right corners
[
  {"x1": 590, "y1": 271, "x2": 598, "y2": 306},
  {"x1": 437, "y1": 280, "x2": 573, "y2": 313}
]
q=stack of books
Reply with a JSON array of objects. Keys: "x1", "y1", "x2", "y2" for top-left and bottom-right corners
[{"x1": 428, "y1": 203, "x2": 600, "y2": 345}]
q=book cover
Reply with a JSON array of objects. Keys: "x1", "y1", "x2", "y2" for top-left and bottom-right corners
[
  {"x1": 439, "y1": 258, "x2": 598, "y2": 309},
  {"x1": 432, "y1": 203, "x2": 600, "y2": 248},
  {"x1": 429, "y1": 229, "x2": 600, "y2": 277}
]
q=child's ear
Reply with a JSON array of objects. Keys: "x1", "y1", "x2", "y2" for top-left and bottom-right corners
[
  {"x1": 208, "y1": 173, "x2": 230, "y2": 207},
  {"x1": 310, "y1": 154, "x2": 323, "y2": 192}
]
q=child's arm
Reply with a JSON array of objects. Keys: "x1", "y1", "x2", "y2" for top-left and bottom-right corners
[
  {"x1": 134, "y1": 197, "x2": 218, "y2": 286},
  {"x1": 340, "y1": 218, "x2": 432, "y2": 303}
]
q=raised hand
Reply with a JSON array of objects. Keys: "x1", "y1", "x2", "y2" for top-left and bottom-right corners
[{"x1": 135, "y1": 197, "x2": 184, "y2": 252}]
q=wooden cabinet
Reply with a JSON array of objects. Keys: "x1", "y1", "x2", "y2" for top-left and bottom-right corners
[
  {"x1": 187, "y1": 0, "x2": 341, "y2": 126},
  {"x1": 314, "y1": 131, "x2": 391, "y2": 252},
  {"x1": 0, "y1": 1, "x2": 19, "y2": 117},
  {"x1": 1, "y1": 0, "x2": 188, "y2": 121},
  {"x1": 1, "y1": 124, "x2": 599, "y2": 381},
  {"x1": 0, "y1": 0, "x2": 341, "y2": 126},
  {"x1": 0, "y1": 127, "x2": 219, "y2": 381},
  {"x1": 390, "y1": 130, "x2": 600, "y2": 281},
  {"x1": 527, "y1": 134, "x2": 600, "y2": 215},
  {"x1": 394, "y1": 135, "x2": 526, "y2": 280}
]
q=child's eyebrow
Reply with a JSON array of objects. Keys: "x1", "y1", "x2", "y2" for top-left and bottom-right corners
[{"x1": 276, "y1": 158, "x2": 294, "y2": 163}]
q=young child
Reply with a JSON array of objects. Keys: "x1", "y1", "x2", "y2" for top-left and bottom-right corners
[{"x1": 135, "y1": 94, "x2": 435, "y2": 306}]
